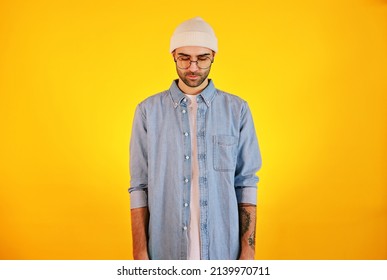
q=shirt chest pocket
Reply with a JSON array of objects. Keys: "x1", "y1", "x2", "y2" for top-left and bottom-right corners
[{"x1": 213, "y1": 135, "x2": 238, "y2": 172}]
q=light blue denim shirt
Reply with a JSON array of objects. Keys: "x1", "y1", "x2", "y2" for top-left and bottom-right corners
[{"x1": 129, "y1": 80, "x2": 262, "y2": 260}]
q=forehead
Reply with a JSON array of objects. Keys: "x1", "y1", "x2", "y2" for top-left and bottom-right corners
[{"x1": 174, "y1": 46, "x2": 213, "y2": 56}]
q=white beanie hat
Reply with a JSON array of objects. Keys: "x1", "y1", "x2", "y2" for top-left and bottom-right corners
[{"x1": 170, "y1": 17, "x2": 218, "y2": 53}]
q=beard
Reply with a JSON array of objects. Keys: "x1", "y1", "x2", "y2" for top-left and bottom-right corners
[{"x1": 177, "y1": 67, "x2": 211, "y2": 88}]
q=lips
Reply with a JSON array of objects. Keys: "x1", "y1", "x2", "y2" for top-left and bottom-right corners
[{"x1": 186, "y1": 73, "x2": 200, "y2": 79}]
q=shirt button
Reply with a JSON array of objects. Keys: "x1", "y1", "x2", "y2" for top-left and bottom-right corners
[
  {"x1": 185, "y1": 155, "x2": 190, "y2": 160},
  {"x1": 182, "y1": 109, "x2": 186, "y2": 114},
  {"x1": 184, "y1": 132, "x2": 189, "y2": 136},
  {"x1": 184, "y1": 178, "x2": 189, "y2": 183},
  {"x1": 183, "y1": 226, "x2": 187, "y2": 230},
  {"x1": 184, "y1": 203, "x2": 189, "y2": 207}
]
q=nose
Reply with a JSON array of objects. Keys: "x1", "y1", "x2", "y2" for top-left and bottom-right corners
[{"x1": 188, "y1": 60, "x2": 199, "y2": 71}]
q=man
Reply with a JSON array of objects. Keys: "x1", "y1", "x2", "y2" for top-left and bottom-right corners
[{"x1": 129, "y1": 17, "x2": 261, "y2": 260}]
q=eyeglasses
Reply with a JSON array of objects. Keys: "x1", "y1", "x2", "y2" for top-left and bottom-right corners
[{"x1": 174, "y1": 56, "x2": 213, "y2": 70}]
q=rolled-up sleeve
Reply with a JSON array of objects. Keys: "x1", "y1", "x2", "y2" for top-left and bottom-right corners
[
  {"x1": 129, "y1": 103, "x2": 149, "y2": 209},
  {"x1": 234, "y1": 102, "x2": 262, "y2": 205}
]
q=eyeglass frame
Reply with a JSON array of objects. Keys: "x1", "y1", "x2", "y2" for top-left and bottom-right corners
[{"x1": 173, "y1": 54, "x2": 214, "y2": 70}]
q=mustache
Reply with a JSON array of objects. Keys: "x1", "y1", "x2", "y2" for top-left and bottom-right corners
[{"x1": 185, "y1": 72, "x2": 202, "y2": 76}]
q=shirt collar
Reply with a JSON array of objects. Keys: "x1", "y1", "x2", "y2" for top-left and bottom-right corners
[{"x1": 169, "y1": 79, "x2": 217, "y2": 108}]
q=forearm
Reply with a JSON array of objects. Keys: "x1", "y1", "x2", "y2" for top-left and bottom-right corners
[
  {"x1": 238, "y1": 203, "x2": 256, "y2": 260},
  {"x1": 131, "y1": 206, "x2": 150, "y2": 260}
]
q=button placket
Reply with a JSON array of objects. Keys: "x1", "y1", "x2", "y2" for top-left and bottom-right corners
[
  {"x1": 180, "y1": 98, "x2": 191, "y2": 257},
  {"x1": 196, "y1": 98, "x2": 209, "y2": 259}
]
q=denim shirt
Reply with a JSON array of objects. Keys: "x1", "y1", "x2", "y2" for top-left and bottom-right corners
[{"x1": 129, "y1": 80, "x2": 262, "y2": 260}]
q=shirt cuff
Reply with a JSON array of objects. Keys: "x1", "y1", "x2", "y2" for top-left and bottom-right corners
[
  {"x1": 129, "y1": 190, "x2": 148, "y2": 209},
  {"x1": 236, "y1": 186, "x2": 257, "y2": 205}
]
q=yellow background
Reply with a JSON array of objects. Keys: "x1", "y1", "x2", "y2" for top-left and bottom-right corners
[{"x1": 0, "y1": 0, "x2": 386, "y2": 259}]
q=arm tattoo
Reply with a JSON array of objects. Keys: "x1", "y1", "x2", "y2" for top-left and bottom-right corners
[
  {"x1": 239, "y1": 207, "x2": 251, "y2": 237},
  {"x1": 248, "y1": 231, "x2": 255, "y2": 249}
]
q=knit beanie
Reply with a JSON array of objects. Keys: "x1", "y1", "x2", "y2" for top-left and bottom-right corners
[{"x1": 169, "y1": 17, "x2": 218, "y2": 53}]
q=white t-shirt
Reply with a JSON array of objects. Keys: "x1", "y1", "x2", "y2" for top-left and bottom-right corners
[{"x1": 186, "y1": 94, "x2": 201, "y2": 260}]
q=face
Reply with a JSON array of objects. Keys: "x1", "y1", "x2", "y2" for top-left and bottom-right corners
[{"x1": 173, "y1": 46, "x2": 215, "y2": 89}]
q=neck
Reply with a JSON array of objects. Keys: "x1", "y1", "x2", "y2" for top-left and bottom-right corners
[{"x1": 178, "y1": 79, "x2": 209, "y2": 95}]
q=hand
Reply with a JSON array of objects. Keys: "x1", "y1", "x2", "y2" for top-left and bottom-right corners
[
  {"x1": 238, "y1": 251, "x2": 255, "y2": 260},
  {"x1": 133, "y1": 251, "x2": 149, "y2": 260}
]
